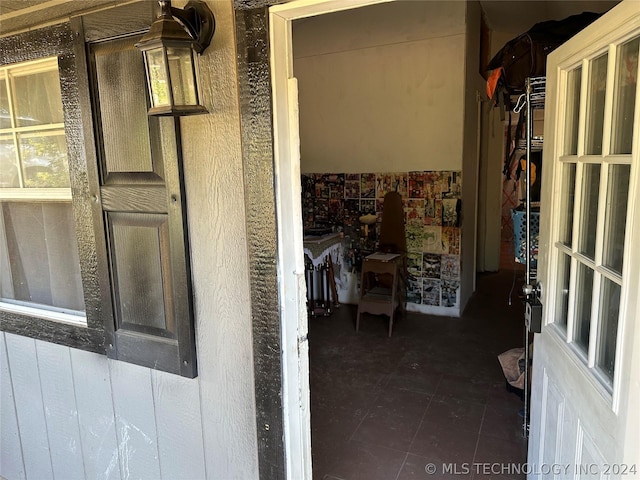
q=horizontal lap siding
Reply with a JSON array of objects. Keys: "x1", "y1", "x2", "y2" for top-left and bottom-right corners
[{"x1": 0, "y1": 332, "x2": 206, "y2": 480}]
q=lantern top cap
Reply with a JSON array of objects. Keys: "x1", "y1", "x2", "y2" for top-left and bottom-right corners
[{"x1": 136, "y1": 0, "x2": 215, "y2": 54}]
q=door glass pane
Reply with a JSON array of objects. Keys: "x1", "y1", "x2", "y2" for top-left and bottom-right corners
[
  {"x1": 603, "y1": 164, "x2": 630, "y2": 274},
  {"x1": 555, "y1": 253, "x2": 572, "y2": 330},
  {"x1": 574, "y1": 262, "x2": 594, "y2": 353},
  {"x1": 596, "y1": 278, "x2": 621, "y2": 381},
  {"x1": 18, "y1": 133, "x2": 70, "y2": 188},
  {"x1": 0, "y1": 202, "x2": 85, "y2": 313},
  {"x1": 559, "y1": 163, "x2": 576, "y2": 245},
  {"x1": 578, "y1": 164, "x2": 601, "y2": 259},
  {"x1": 564, "y1": 67, "x2": 582, "y2": 155},
  {"x1": 611, "y1": 37, "x2": 639, "y2": 154},
  {"x1": 585, "y1": 54, "x2": 608, "y2": 155},
  {"x1": 12, "y1": 68, "x2": 64, "y2": 127}
]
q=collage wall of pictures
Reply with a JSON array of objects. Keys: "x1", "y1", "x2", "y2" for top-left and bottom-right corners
[{"x1": 301, "y1": 171, "x2": 462, "y2": 309}]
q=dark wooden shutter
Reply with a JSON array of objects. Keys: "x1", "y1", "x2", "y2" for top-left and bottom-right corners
[{"x1": 87, "y1": 34, "x2": 197, "y2": 377}]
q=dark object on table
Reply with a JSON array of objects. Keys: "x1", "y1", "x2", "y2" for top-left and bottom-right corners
[{"x1": 304, "y1": 226, "x2": 332, "y2": 236}]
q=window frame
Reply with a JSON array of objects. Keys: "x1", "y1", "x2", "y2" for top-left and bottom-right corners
[{"x1": 0, "y1": 22, "x2": 112, "y2": 354}]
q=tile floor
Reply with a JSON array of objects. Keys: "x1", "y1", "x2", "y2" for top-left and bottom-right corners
[{"x1": 309, "y1": 266, "x2": 529, "y2": 480}]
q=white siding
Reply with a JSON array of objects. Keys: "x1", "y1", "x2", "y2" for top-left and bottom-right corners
[
  {"x1": 1, "y1": 333, "x2": 214, "y2": 480},
  {"x1": 71, "y1": 348, "x2": 121, "y2": 480},
  {"x1": 0, "y1": 335, "x2": 25, "y2": 480},
  {"x1": 4, "y1": 334, "x2": 54, "y2": 480},
  {"x1": 36, "y1": 342, "x2": 86, "y2": 480}
]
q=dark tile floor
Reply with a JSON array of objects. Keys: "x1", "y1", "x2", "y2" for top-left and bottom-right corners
[{"x1": 309, "y1": 266, "x2": 529, "y2": 480}]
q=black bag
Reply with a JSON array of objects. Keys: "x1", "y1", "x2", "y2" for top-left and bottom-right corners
[{"x1": 487, "y1": 12, "x2": 602, "y2": 96}]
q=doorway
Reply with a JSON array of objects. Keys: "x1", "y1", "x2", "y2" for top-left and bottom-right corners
[{"x1": 269, "y1": 1, "x2": 526, "y2": 478}]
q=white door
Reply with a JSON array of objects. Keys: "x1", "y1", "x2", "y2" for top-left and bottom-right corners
[{"x1": 530, "y1": 2, "x2": 640, "y2": 478}]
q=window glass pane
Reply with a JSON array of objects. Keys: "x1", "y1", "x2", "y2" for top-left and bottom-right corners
[
  {"x1": 596, "y1": 278, "x2": 621, "y2": 382},
  {"x1": 559, "y1": 163, "x2": 576, "y2": 246},
  {"x1": 578, "y1": 164, "x2": 601, "y2": 259},
  {"x1": 19, "y1": 133, "x2": 70, "y2": 188},
  {"x1": 0, "y1": 57, "x2": 82, "y2": 319},
  {"x1": 555, "y1": 253, "x2": 572, "y2": 330},
  {"x1": 12, "y1": 68, "x2": 64, "y2": 127},
  {"x1": 0, "y1": 76, "x2": 10, "y2": 129},
  {"x1": 603, "y1": 164, "x2": 630, "y2": 274},
  {"x1": 167, "y1": 47, "x2": 197, "y2": 106},
  {"x1": 564, "y1": 67, "x2": 582, "y2": 155},
  {"x1": 0, "y1": 136, "x2": 20, "y2": 188},
  {"x1": 573, "y1": 262, "x2": 594, "y2": 353},
  {"x1": 0, "y1": 202, "x2": 85, "y2": 313},
  {"x1": 585, "y1": 54, "x2": 608, "y2": 155},
  {"x1": 611, "y1": 37, "x2": 639, "y2": 154}
]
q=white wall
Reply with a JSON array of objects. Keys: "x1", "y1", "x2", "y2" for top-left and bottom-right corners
[
  {"x1": 293, "y1": 1, "x2": 466, "y2": 173},
  {"x1": 293, "y1": 0, "x2": 486, "y2": 313},
  {"x1": 0, "y1": 1, "x2": 260, "y2": 479}
]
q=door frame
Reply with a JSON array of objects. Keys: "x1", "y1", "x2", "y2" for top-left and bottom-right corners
[{"x1": 268, "y1": 1, "x2": 393, "y2": 478}]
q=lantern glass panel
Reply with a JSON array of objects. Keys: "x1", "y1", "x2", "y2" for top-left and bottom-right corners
[
  {"x1": 167, "y1": 47, "x2": 197, "y2": 106},
  {"x1": 145, "y1": 47, "x2": 170, "y2": 108}
]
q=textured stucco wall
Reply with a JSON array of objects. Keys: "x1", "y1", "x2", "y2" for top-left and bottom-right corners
[{"x1": 178, "y1": 1, "x2": 260, "y2": 477}]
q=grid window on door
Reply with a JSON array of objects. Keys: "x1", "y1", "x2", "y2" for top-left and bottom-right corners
[
  {"x1": 553, "y1": 36, "x2": 639, "y2": 390},
  {"x1": 0, "y1": 57, "x2": 85, "y2": 322}
]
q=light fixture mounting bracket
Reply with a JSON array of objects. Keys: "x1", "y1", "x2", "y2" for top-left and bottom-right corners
[{"x1": 168, "y1": 0, "x2": 215, "y2": 54}]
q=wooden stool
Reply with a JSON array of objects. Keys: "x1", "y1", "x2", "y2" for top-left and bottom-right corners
[{"x1": 356, "y1": 252, "x2": 405, "y2": 337}]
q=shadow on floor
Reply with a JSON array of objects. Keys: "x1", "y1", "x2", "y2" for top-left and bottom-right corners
[{"x1": 309, "y1": 268, "x2": 528, "y2": 480}]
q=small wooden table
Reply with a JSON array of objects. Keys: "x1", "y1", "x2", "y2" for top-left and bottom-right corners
[{"x1": 356, "y1": 252, "x2": 406, "y2": 336}]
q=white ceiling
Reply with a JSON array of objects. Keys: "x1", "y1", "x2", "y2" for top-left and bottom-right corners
[{"x1": 480, "y1": 0, "x2": 620, "y2": 35}]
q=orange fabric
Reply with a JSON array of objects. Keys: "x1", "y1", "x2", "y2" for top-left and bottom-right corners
[
  {"x1": 520, "y1": 158, "x2": 537, "y2": 186},
  {"x1": 486, "y1": 67, "x2": 503, "y2": 100}
]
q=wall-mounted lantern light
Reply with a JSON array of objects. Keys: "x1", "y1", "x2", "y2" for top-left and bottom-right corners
[{"x1": 136, "y1": 0, "x2": 215, "y2": 116}]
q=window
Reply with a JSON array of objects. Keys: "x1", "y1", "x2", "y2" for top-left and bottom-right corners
[
  {"x1": 552, "y1": 36, "x2": 639, "y2": 391},
  {"x1": 0, "y1": 58, "x2": 86, "y2": 324},
  {"x1": 0, "y1": 16, "x2": 197, "y2": 378},
  {"x1": 0, "y1": 24, "x2": 108, "y2": 352}
]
